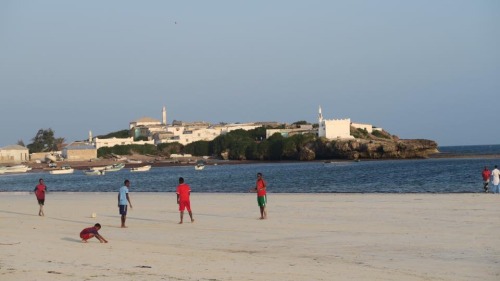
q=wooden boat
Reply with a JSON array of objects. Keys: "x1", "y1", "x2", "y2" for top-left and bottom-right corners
[
  {"x1": 49, "y1": 165, "x2": 74, "y2": 175},
  {"x1": 83, "y1": 169, "x2": 105, "y2": 176},
  {"x1": 130, "y1": 165, "x2": 151, "y2": 172}
]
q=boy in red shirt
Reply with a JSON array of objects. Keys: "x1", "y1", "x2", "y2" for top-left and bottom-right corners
[
  {"x1": 34, "y1": 178, "x2": 46, "y2": 216},
  {"x1": 80, "y1": 223, "x2": 108, "y2": 243},
  {"x1": 176, "y1": 177, "x2": 194, "y2": 224},
  {"x1": 251, "y1": 172, "x2": 267, "y2": 219}
]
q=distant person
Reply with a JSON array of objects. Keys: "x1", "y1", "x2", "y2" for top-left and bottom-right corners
[
  {"x1": 34, "y1": 178, "x2": 47, "y2": 216},
  {"x1": 118, "y1": 179, "x2": 133, "y2": 228},
  {"x1": 176, "y1": 177, "x2": 194, "y2": 224},
  {"x1": 482, "y1": 166, "x2": 491, "y2": 193},
  {"x1": 80, "y1": 223, "x2": 108, "y2": 243},
  {"x1": 491, "y1": 166, "x2": 500, "y2": 194},
  {"x1": 250, "y1": 172, "x2": 267, "y2": 219}
]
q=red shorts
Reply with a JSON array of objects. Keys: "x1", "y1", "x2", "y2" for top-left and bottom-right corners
[
  {"x1": 80, "y1": 233, "x2": 93, "y2": 240},
  {"x1": 179, "y1": 200, "x2": 191, "y2": 212}
]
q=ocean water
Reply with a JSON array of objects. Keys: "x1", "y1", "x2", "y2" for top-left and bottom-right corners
[{"x1": 1, "y1": 144, "x2": 499, "y2": 193}]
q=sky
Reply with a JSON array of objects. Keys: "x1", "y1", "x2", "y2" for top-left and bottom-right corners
[{"x1": 0, "y1": 1, "x2": 499, "y2": 147}]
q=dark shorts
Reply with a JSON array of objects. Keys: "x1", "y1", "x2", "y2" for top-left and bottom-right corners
[
  {"x1": 257, "y1": 196, "x2": 266, "y2": 207},
  {"x1": 119, "y1": 205, "x2": 128, "y2": 215},
  {"x1": 37, "y1": 199, "x2": 45, "y2": 205}
]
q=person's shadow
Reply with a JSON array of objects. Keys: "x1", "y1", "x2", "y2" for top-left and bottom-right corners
[{"x1": 61, "y1": 237, "x2": 81, "y2": 243}]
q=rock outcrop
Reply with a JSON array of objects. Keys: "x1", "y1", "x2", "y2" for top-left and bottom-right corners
[{"x1": 312, "y1": 138, "x2": 438, "y2": 160}]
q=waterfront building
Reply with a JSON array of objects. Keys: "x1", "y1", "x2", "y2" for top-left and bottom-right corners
[
  {"x1": 318, "y1": 106, "x2": 354, "y2": 140},
  {"x1": 62, "y1": 142, "x2": 97, "y2": 161},
  {"x1": 0, "y1": 145, "x2": 29, "y2": 164}
]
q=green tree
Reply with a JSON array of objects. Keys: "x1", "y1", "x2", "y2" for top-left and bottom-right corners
[
  {"x1": 27, "y1": 128, "x2": 57, "y2": 153},
  {"x1": 267, "y1": 133, "x2": 284, "y2": 160},
  {"x1": 184, "y1": 141, "x2": 211, "y2": 156},
  {"x1": 17, "y1": 139, "x2": 25, "y2": 147}
]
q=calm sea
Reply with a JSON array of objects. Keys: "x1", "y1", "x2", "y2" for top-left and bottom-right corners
[{"x1": 1, "y1": 145, "x2": 499, "y2": 193}]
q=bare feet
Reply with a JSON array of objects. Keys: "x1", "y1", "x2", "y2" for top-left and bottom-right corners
[
  {"x1": 178, "y1": 221, "x2": 183, "y2": 224},
  {"x1": 191, "y1": 219, "x2": 195, "y2": 223},
  {"x1": 81, "y1": 240, "x2": 88, "y2": 243},
  {"x1": 121, "y1": 226, "x2": 128, "y2": 228}
]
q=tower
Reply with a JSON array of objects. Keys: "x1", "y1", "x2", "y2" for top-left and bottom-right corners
[
  {"x1": 88, "y1": 130, "x2": 92, "y2": 143},
  {"x1": 318, "y1": 106, "x2": 325, "y2": 138},
  {"x1": 162, "y1": 106, "x2": 167, "y2": 125}
]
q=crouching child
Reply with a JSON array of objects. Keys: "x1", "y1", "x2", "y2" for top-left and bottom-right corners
[{"x1": 80, "y1": 223, "x2": 108, "y2": 243}]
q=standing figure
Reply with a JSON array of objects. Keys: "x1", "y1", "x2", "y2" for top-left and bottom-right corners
[
  {"x1": 251, "y1": 172, "x2": 267, "y2": 219},
  {"x1": 80, "y1": 223, "x2": 108, "y2": 243},
  {"x1": 491, "y1": 166, "x2": 500, "y2": 194},
  {"x1": 118, "y1": 179, "x2": 133, "y2": 228},
  {"x1": 34, "y1": 178, "x2": 47, "y2": 216},
  {"x1": 176, "y1": 177, "x2": 194, "y2": 224},
  {"x1": 482, "y1": 166, "x2": 491, "y2": 193}
]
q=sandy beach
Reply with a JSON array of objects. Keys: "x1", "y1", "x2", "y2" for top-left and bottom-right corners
[{"x1": 0, "y1": 192, "x2": 498, "y2": 281}]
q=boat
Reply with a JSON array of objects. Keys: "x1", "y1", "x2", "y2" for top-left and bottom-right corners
[
  {"x1": 49, "y1": 165, "x2": 74, "y2": 175},
  {"x1": 90, "y1": 166, "x2": 107, "y2": 171},
  {"x1": 3, "y1": 164, "x2": 31, "y2": 173},
  {"x1": 130, "y1": 165, "x2": 151, "y2": 172},
  {"x1": 105, "y1": 163, "x2": 125, "y2": 172},
  {"x1": 83, "y1": 169, "x2": 105, "y2": 176},
  {"x1": 127, "y1": 159, "x2": 143, "y2": 164},
  {"x1": 194, "y1": 160, "x2": 205, "y2": 170}
]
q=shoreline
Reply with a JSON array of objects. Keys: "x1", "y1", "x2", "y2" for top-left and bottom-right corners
[{"x1": 20, "y1": 152, "x2": 500, "y2": 173}]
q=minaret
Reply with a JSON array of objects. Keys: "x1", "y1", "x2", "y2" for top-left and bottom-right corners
[
  {"x1": 162, "y1": 106, "x2": 167, "y2": 125},
  {"x1": 88, "y1": 130, "x2": 93, "y2": 143},
  {"x1": 318, "y1": 106, "x2": 325, "y2": 137}
]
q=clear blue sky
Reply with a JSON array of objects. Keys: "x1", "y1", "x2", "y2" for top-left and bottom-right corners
[{"x1": 1, "y1": 1, "x2": 498, "y2": 147}]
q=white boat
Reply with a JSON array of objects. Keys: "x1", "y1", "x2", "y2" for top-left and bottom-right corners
[
  {"x1": 130, "y1": 165, "x2": 151, "y2": 172},
  {"x1": 3, "y1": 164, "x2": 31, "y2": 173},
  {"x1": 83, "y1": 169, "x2": 105, "y2": 176},
  {"x1": 105, "y1": 163, "x2": 125, "y2": 172},
  {"x1": 49, "y1": 165, "x2": 74, "y2": 175},
  {"x1": 127, "y1": 159, "x2": 143, "y2": 164},
  {"x1": 91, "y1": 166, "x2": 107, "y2": 171},
  {"x1": 194, "y1": 160, "x2": 205, "y2": 170}
]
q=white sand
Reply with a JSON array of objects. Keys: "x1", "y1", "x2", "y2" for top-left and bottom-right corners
[{"x1": 0, "y1": 192, "x2": 499, "y2": 281}]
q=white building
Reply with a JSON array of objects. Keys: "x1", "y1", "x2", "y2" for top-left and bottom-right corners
[
  {"x1": 0, "y1": 145, "x2": 29, "y2": 164},
  {"x1": 351, "y1": 122, "x2": 373, "y2": 133},
  {"x1": 94, "y1": 137, "x2": 154, "y2": 149},
  {"x1": 318, "y1": 106, "x2": 354, "y2": 140}
]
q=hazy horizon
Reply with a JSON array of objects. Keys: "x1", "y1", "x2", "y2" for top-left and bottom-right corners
[{"x1": 1, "y1": 1, "x2": 499, "y2": 147}]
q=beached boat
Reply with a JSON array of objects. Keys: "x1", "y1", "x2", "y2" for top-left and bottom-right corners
[
  {"x1": 105, "y1": 163, "x2": 125, "y2": 172},
  {"x1": 3, "y1": 164, "x2": 31, "y2": 173},
  {"x1": 130, "y1": 165, "x2": 151, "y2": 172},
  {"x1": 127, "y1": 159, "x2": 143, "y2": 164},
  {"x1": 83, "y1": 169, "x2": 105, "y2": 176},
  {"x1": 49, "y1": 165, "x2": 74, "y2": 175}
]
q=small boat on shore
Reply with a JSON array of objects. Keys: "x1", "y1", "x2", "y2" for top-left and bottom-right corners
[
  {"x1": 49, "y1": 165, "x2": 74, "y2": 175},
  {"x1": 105, "y1": 163, "x2": 125, "y2": 172},
  {"x1": 83, "y1": 169, "x2": 105, "y2": 176},
  {"x1": 3, "y1": 164, "x2": 31, "y2": 173},
  {"x1": 130, "y1": 165, "x2": 151, "y2": 172}
]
